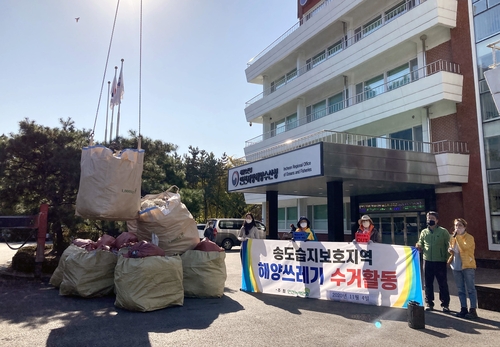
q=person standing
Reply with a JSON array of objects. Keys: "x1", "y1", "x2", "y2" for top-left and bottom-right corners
[
  {"x1": 353, "y1": 215, "x2": 378, "y2": 243},
  {"x1": 290, "y1": 216, "x2": 317, "y2": 241},
  {"x1": 415, "y1": 211, "x2": 451, "y2": 312},
  {"x1": 448, "y1": 218, "x2": 479, "y2": 319},
  {"x1": 204, "y1": 221, "x2": 215, "y2": 242},
  {"x1": 238, "y1": 213, "x2": 260, "y2": 242},
  {"x1": 238, "y1": 213, "x2": 260, "y2": 262}
]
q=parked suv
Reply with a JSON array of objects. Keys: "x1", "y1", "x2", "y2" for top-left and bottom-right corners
[{"x1": 205, "y1": 218, "x2": 266, "y2": 250}]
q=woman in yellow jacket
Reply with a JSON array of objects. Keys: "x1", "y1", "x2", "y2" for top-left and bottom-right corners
[{"x1": 448, "y1": 218, "x2": 478, "y2": 319}]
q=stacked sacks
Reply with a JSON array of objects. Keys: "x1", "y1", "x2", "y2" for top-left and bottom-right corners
[
  {"x1": 135, "y1": 186, "x2": 199, "y2": 256},
  {"x1": 49, "y1": 244, "x2": 86, "y2": 288},
  {"x1": 114, "y1": 241, "x2": 184, "y2": 312},
  {"x1": 59, "y1": 234, "x2": 118, "y2": 298},
  {"x1": 181, "y1": 239, "x2": 227, "y2": 298}
]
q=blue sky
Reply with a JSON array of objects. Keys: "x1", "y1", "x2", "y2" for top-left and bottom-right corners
[{"x1": 0, "y1": 0, "x2": 297, "y2": 159}]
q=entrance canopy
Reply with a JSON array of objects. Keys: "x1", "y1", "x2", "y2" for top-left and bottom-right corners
[{"x1": 228, "y1": 142, "x2": 441, "y2": 198}]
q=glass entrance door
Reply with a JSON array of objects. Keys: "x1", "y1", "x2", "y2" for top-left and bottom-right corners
[{"x1": 369, "y1": 213, "x2": 421, "y2": 246}]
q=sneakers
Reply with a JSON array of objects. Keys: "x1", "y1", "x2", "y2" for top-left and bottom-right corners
[
  {"x1": 425, "y1": 304, "x2": 434, "y2": 311},
  {"x1": 465, "y1": 308, "x2": 479, "y2": 319},
  {"x1": 456, "y1": 307, "x2": 468, "y2": 318},
  {"x1": 442, "y1": 306, "x2": 450, "y2": 313}
]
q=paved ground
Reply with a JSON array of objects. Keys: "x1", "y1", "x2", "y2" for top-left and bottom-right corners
[{"x1": 0, "y1": 242, "x2": 499, "y2": 347}]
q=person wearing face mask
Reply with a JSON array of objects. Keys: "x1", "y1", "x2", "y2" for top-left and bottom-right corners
[
  {"x1": 448, "y1": 218, "x2": 478, "y2": 319},
  {"x1": 415, "y1": 211, "x2": 450, "y2": 312},
  {"x1": 290, "y1": 216, "x2": 317, "y2": 241},
  {"x1": 353, "y1": 215, "x2": 378, "y2": 243},
  {"x1": 237, "y1": 213, "x2": 260, "y2": 242}
]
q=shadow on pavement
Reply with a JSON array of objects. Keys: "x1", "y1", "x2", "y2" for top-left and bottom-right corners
[{"x1": 0, "y1": 276, "x2": 244, "y2": 346}]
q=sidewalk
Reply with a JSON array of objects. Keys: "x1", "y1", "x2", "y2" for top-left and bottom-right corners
[{"x1": 0, "y1": 241, "x2": 52, "y2": 279}]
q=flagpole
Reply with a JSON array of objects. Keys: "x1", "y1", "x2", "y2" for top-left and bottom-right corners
[
  {"x1": 105, "y1": 81, "x2": 110, "y2": 144},
  {"x1": 116, "y1": 59, "x2": 124, "y2": 139},
  {"x1": 109, "y1": 66, "x2": 118, "y2": 142}
]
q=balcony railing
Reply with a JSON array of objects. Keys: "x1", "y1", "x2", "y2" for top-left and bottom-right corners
[
  {"x1": 247, "y1": 0, "x2": 335, "y2": 67},
  {"x1": 245, "y1": 59, "x2": 461, "y2": 147},
  {"x1": 241, "y1": 129, "x2": 468, "y2": 164},
  {"x1": 246, "y1": 0, "x2": 425, "y2": 106}
]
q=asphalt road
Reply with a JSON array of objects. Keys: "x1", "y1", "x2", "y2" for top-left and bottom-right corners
[{"x1": 0, "y1": 243, "x2": 499, "y2": 347}]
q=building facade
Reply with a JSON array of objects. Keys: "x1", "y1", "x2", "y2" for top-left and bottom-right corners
[{"x1": 230, "y1": 0, "x2": 500, "y2": 263}]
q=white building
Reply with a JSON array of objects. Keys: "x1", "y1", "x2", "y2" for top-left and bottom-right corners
[{"x1": 229, "y1": 0, "x2": 500, "y2": 264}]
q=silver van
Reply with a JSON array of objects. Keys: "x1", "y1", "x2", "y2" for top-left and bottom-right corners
[{"x1": 205, "y1": 218, "x2": 266, "y2": 250}]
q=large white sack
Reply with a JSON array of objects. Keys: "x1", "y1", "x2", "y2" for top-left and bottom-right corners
[
  {"x1": 181, "y1": 250, "x2": 227, "y2": 298},
  {"x1": 59, "y1": 249, "x2": 117, "y2": 298},
  {"x1": 75, "y1": 145, "x2": 144, "y2": 221},
  {"x1": 49, "y1": 245, "x2": 85, "y2": 288},
  {"x1": 114, "y1": 255, "x2": 184, "y2": 312},
  {"x1": 136, "y1": 188, "x2": 199, "y2": 256}
]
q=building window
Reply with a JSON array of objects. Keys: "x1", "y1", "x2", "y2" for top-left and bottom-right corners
[
  {"x1": 355, "y1": 82, "x2": 364, "y2": 103},
  {"x1": 474, "y1": 4, "x2": 500, "y2": 41},
  {"x1": 489, "y1": 184, "x2": 500, "y2": 213},
  {"x1": 387, "y1": 63, "x2": 411, "y2": 91},
  {"x1": 286, "y1": 113, "x2": 298, "y2": 131},
  {"x1": 354, "y1": 27, "x2": 362, "y2": 43},
  {"x1": 278, "y1": 207, "x2": 298, "y2": 230},
  {"x1": 480, "y1": 91, "x2": 500, "y2": 121},
  {"x1": 312, "y1": 51, "x2": 326, "y2": 68},
  {"x1": 313, "y1": 205, "x2": 328, "y2": 230},
  {"x1": 271, "y1": 113, "x2": 298, "y2": 137},
  {"x1": 390, "y1": 128, "x2": 413, "y2": 150},
  {"x1": 327, "y1": 40, "x2": 343, "y2": 57},
  {"x1": 475, "y1": 32, "x2": 500, "y2": 79},
  {"x1": 474, "y1": 0, "x2": 488, "y2": 15},
  {"x1": 328, "y1": 92, "x2": 344, "y2": 114},
  {"x1": 364, "y1": 74, "x2": 384, "y2": 100},
  {"x1": 287, "y1": 69, "x2": 298, "y2": 82},
  {"x1": 278, "y1": 208, "x2": 286, "y2": 229},
  {"x1": 385, "y1": 1, "x2": 408, "y2": 23},
  {"x1": 363, "y1": 15, "x2": 382, "y2": 37},
  {"x1": 485, "y1": 135, "x2": 500, "y2": 169},
  {"x1": 307, "y1": 100, "x2": 327, "y2": 122}
]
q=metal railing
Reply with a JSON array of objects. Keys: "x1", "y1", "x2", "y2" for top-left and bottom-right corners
[
  {"x1": 246, "y1": 0, "x2": 424, "y2": 106},
  {"x1": 245, "y1": 59, "x2": 461, "y2": 147},
  {"x1": 241, "y1": 130, "x2": 468, "y2": 164},
  {"x1": 247, "y1": 0, "x2": 334, "y2": 67}
]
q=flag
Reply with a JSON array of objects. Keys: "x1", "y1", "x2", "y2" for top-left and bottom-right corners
[
  {"x1": 110, "y1": 74, "x2": 118, "y2": 109},
  {"x1": 114, "y1": 65, "x2": 125, "y2": 105}
]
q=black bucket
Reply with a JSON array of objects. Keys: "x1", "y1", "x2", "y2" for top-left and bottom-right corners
[{"x1": 407, "y1": 301, "x2": 425, "y2": 329}]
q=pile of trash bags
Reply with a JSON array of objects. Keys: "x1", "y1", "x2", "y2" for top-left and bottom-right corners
[
  {"x1": 52, "y1": 188, "x2": 227, "y2": 312},
  {"x1": 50, "y1": 233, "x2": 226, "y2": 312}
]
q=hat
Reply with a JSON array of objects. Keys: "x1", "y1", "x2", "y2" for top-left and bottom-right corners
[{"x1": 358, "y1": 215, "x2": 373, "y2": 225}]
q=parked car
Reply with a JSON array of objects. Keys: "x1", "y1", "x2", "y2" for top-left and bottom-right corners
[
  {"x1": 206, "y1": 218, "x2": 266, "y2": 250},
  {"x1": 196, "y1": 224, "x2": 206, "y2": 240}
]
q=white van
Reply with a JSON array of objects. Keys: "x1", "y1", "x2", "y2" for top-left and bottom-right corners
[{"x1": 205, "y1": 218, "x2": 266, "y2": 250}]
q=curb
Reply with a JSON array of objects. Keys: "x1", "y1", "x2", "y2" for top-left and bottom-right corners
[{"x1": 0, "y1": 265, "x2": 52, "y2": 280}]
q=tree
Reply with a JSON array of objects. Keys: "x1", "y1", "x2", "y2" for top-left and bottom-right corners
[
  {"x1": 116, "y1": 132, "x2": 185, "y2": 195},
  {"x1": 183, "y1": 147, "x2": 257, "y2": 221},
  {"x1": 0, "y1": 118, "x2": 89, "y2": 254}
]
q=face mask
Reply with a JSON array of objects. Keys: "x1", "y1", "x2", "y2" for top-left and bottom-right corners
[
  {"x1": 427, "y1": 220, "x2": 436, "y2": 226},
  {"x1": 362, "y1": 221, "x2": 370, "y2": 228},
  {"x1": 245, "y1": 219, "x2": 252, "y2": 224},
  {"x1": 300, "y1": 222, "x2": 307, "y2": 228},
  {"x1": 456, "y1": 227, "x2": 465, "y2": 235}
]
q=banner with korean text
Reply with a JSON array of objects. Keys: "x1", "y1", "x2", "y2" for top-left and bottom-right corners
[{"x1": 241, "y1": 239, "x2": 423, "y2": 308}]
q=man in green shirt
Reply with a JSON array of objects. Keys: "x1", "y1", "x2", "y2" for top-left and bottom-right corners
[{"x1": 415, "y1": 211, "x2": 451, "y2": 312}]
